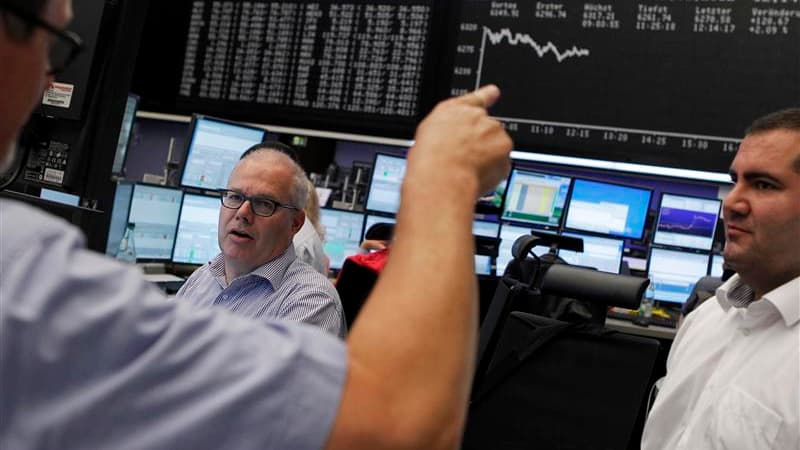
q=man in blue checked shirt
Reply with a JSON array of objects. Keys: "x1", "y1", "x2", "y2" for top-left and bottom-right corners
[
  {"x1": 175, "y1": 148, "x2": 346, "y2": 338},
  {"x1": 0, "y1": 0, "x2": 513, "y2": 448}
]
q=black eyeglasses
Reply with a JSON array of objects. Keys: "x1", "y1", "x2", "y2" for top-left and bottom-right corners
[
  {"x1": 0, "y1": 2, "x2": 83, "y2": 75},
  {"x1": 219, "y1": 189, "x2": 299, "y2": 218}
]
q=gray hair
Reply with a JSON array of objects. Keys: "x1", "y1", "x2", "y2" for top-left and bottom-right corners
[{"x1": 240, "y1": 148, "x2": 308, "y2": 209}]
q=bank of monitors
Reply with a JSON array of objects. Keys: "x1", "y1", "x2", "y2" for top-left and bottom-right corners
[
  {"x1": 320, "y1": 208, "x2": 365, "y2": 271},
  {"x1": 653, "y1": 193, "x2": 721, "y2": 251},
  {"x1": 502, "y1": 169, "x2": 571, "y2": 229},
  {"x1": 558, "y1": 232, "x2": 625, "y2": 274},
  {"x1": 180, "y1": 115, "x2": 266, "y2": 190},
  {"x1": 647, "y1": 248, "x2": 710, "y2": 305},
  {"x1": 172, "y1": 193, "x2": 221, "y2": 265},
  {"x1": 365, "y1": 153, "x2": 406, "y2": 214},
  {"x1": 126, "y1": 184, "x2": 183, "y2": 260},
  {"x1": 564, "y1": 178, "x2": 652, "y2": 240}
]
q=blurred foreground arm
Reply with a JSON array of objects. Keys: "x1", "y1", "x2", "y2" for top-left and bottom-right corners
[{"x1": 326, "y1": 85, "x2": 513, "y2": 450}]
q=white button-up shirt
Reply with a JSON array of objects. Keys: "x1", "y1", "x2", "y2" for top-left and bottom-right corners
[{"x1": 642, "y1": 274, "x2": 800, "y2": 450}]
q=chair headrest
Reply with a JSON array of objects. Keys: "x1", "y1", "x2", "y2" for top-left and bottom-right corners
[{"x1": 540, "y1": 264, "x2": 649, "y2": 310}]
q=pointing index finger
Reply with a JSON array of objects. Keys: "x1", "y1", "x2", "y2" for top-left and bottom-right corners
[{"x1": 462, "y1": 84, "x2": 501, "y2": 109}]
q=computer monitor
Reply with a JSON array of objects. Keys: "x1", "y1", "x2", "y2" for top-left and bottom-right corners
[
  {"x1": 320, "y1": 208, "x2": 365, "y2": 271},
  {"x1": 126, "y1": 184, "x2": 183, "y2": 260},
  {"x1": 502, "y1": 169, "x2": 571, "y2": 229},
  {"x1": 105, "y1": 181, "x2": 134, "y2": 256},
  {"x1": 111, "y1": 93, "x2": 139, "y2": 176},
  {"x1": 558, "y1": 232, "x2": 625, "y2": 274},
  {"x1": 363, "y1": 214, "x2": 397, "y2": 241},
  {"x1": 709, "y1": 254, "x2": 725, "y2": 278},
  {"x1": 652, "y1": 193, "x2": 722, "y2": 251},
  {"x1": 473, "y1": 220, "x2": 500, "y2": 238},
  {"x1": 172, "y1": 193, "x2": 221, "y2": 265},
  {"x1": 564, "y1": 178, "x2": 653, "y2": 240},
  {"x1": 497, "y1": 223, "x2": 552, "y2": 276},
  {"x1": 647, "y1": 248, "x2": 710, "y2": 305},
  {"x1": 365, "y1": 153, "x2": 406, "y2": 214},
  {"x1": 180, "y1": 115, "x2": 266, "y2": 190}
]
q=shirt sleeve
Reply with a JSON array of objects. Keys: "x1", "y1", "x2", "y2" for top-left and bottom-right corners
[{"x1": 0, "y1": 203, "x2": 347, "y2": 450}]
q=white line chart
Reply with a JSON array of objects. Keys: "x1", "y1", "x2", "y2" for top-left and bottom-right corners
[{"x1": 475, "y1": 26, "x2": 591, "y2": 89}]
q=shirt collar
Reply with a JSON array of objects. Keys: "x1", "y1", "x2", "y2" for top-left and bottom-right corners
[
  {"x1": 209, "y1": 246, "x2": 297, "y2": 289},
  {"x1": 717, "y1": 274, "x2": 800, "y2": 327}
]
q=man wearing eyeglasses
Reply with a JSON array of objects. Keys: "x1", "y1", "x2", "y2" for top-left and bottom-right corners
[
  {"x1": 175, "y1": 148, "x2": 346, "y2": 338},
  {"x1": 0, "y1": 1, "x2": 513, "y2": 449}
]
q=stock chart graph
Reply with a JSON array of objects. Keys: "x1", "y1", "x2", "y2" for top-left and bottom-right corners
[{"x1": 448, "y1": 0, "x2": 800, "y2": 171}]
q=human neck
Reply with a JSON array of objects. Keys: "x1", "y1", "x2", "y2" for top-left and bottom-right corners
[{"x1": 739, "y1": 269, "x2": 799, "y2": 300}]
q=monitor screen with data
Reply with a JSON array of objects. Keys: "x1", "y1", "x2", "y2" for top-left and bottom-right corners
[
  {"x1": 502, "y1": 169, "x2": 571, "y2": 228},
  {"x1": 653, "y1": 193, "x2": 721, "y2": 251},
  {"x1": 180, "y1": 115, "x2": 265, "y2": 190},
  {"x1": 365, "y1": 154, "x2": 407, "y2": 214},
  {"x1": 564, "y1": 178, "x2": 652, "y2": 240},
  {"x1": 558, "y1": 232, "x2": 625, "y2": 274},
  {"x1": 127, "y1": 184, "x2": 183, "y2": 260},
  {"x1": 647, "y1": 248, "x2": 710, "y2": 305},
  {"x1": 320, "y1": 208, "x2": 365, "y2": 271},
  {"x1": 172, "y1": 193, "x2": 221, "y2": 265}
]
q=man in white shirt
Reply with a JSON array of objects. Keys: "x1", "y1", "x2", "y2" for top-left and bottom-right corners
[{"x1": 641, "y1": 108, "x2": 800, "y2": 450}]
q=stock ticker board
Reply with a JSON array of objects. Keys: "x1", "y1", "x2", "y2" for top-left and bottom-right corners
[{"x1": 447, "y1": 0, "x2": 800, "y2": 172}]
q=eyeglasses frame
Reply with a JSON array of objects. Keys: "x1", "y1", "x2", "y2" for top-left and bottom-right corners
[{"x1": 218, "y1": 189, "x2": 300, "y2": 218}]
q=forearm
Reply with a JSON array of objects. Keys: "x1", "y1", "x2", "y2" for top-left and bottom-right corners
[{"x1": 346, "y1": 166, "x2": 481, "y2": 446}]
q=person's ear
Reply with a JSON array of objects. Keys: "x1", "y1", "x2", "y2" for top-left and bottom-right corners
[{"x1": 291, "y1": 210, "x2": 305, "y2": 234}]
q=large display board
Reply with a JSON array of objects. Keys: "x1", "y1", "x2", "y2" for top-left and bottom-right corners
[
  {"x1": 446, "y1": 0, "x2": 800, "y2": 171},
  {"x1": 135, "y1": 0, "x2": 441, "y2": 138}
]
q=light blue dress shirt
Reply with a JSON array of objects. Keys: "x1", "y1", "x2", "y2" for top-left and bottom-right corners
[
  {"x1": 176, "y1": 245, "x2": 346, "y2": 338},
  {"x1": 0, "y1": 199, "x2": 347, "y2": 450}
]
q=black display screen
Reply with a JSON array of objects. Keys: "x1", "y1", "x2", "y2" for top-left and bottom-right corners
[{"x1": 445, "y1": 0, "x2": 800, "y2": 172}]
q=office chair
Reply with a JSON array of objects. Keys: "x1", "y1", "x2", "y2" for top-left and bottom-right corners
[{"x1": 464, "y1": 235, "x2": 660, "y2": 450}]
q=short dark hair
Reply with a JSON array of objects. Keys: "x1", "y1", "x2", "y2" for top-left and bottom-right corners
[
  {"x1": 745, "y1": 107, "x2": 800, "y2": 135},
  {"x1": 240, "y1": 141, "x2": 299, "y2": 162},
  {"x1": 745, "y1": 108, "x2": 800, "y2": 173}
]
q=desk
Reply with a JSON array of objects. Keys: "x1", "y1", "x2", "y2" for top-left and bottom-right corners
[{"x1": 606, "y1": 317, "x2": 677, "y2": 340}]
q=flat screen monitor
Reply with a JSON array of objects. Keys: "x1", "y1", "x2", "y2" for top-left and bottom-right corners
[
  {"x1": 647, "y1": 248, "x2": 710, "y2": 305},
  {"x1": 497, "y1": 223, "x2": 551, "y2": 276},
  {"x1": 105, "y1": 181, "x2": 134, "y2": 256},
  {"x1": 564, "y1": 178, "x2": 652, "y2": 240},
  {"x1": 365, "y1": 154, "x2": 406, "y2": 214},
  {"x1": 653, "y1": 193, "x2": 722, "y2": 251},
  {"x1": 172, "y1": 193, "x2": 221, "y2": 265},
  {"x1": 126, "y1": 184, "x2": 183, "y2": 260},
  {"x1": 363, "y1": 214, "x2": 397, "y2": 241},
  {"x1": 111, "y1": 94, "x2": 139, "y2": 176},
  {"x1": 709, "y1": 254, "x2": 725, "y2": 278},
  {"x1": 502, "y1": 169, "x2": 571, "y2": 228},
  {"x1": 320, "y1": 208, "x2": 365, "y2": 271},
  {"x1": 180, "y1": 115, "x2": 266, "y2": 190},
  {"x1": 558, "y1": 232, "x2": 625, "y2": 274}
]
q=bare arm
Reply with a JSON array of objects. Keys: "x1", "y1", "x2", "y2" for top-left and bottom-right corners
[{"x1": 326, "y1": 86, "x2": 512, "y2": 450}]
